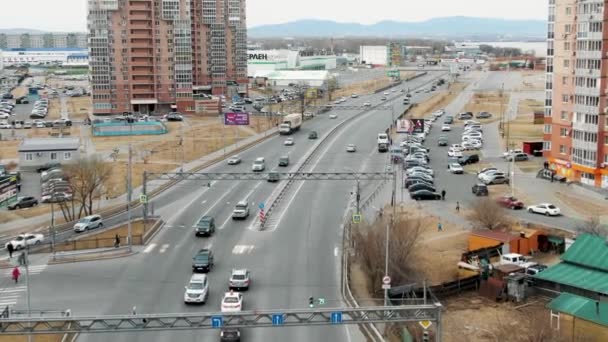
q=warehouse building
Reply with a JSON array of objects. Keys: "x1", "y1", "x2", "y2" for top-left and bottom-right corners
[
  {"x1": 252, "y1": 70, "x2": 330, "y2": 88},
  {"x1": 247, "y1": 50, "x2": 338, "y2": 77}
]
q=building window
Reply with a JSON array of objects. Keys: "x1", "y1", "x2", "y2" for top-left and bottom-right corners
[
  {"x1": 64, "y1": 152, "x2": 72, "y2": 160},
  {"x1": 562, "y1": 76, "x2": 568, "y2": 85},
  {"x1": 561, "y1": 111, "x2": 568, "y2": 120},
  {"x1": 565, "y1": 24, "x2": 572, "y2": 33},
  {"x1": 25, "y1": 153, "x2": 33, "y2": 161},
  {"x1": 560, "y1": 128, "x2": 568, "y2": 136},
  {"x1": 543, "y1": 141, "x2": 552, "y2": 151},
  {"x1": 50, "y1": 152, "x2": 57, "y2": 160},
  {"x1": 564, "y1": 42, "x2": 570, "y2": 51},
  {"x1": 564, "y1": 59, "x2": 570, "y2": 68},
  {"x1": 566, "y1": 6, "x2": 572, "y2": 15},
  {"x1": 544, "y1": 125, "x2": 552, "y2": 134},
  {"x1": 562, "y1": 95, "x2": 569, "y2": 103},
  {"x1": 559, "y1": 145, "x2": 567, "y2": 154}
]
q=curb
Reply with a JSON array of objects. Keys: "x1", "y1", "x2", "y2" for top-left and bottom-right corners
[{"x1": 48, "y1": 250, "x2": 139, "y2": 265}]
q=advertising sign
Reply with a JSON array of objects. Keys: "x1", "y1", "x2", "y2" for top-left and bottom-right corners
[
  {"x1": 0, "y1": 177, "x2": 17, "y2": 208},
  {"x1": 224, "y1": 112, "x2": 250, "y2": 126},
  {"x1": 396, "y1": 119, "x2": 425, "y2": 133}
]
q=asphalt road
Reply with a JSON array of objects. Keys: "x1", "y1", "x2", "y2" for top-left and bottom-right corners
[{"x1": 15, "y1": 71, "x2": 448, "y2": 342}]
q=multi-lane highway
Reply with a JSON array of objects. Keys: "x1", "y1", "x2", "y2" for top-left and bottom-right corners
[{"x1": 15, "y1": 71, "x2": 448, "y2": 342}]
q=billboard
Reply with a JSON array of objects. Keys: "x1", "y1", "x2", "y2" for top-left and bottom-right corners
[
  {"x1": 0, "y1": 176, "x2": 17, "y2": 208},
  {"x1": 396, "y1": 119, "x2": 425, "y2": 133},
  {"x1": 224, "y1": 112, "x2": 250, "y2": 126}
]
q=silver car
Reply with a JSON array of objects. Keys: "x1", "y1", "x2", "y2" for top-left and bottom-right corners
[
  {"x1": 229, "y1": 269, "x2": 251, "y2": 291},
  {"x1": 231, "y1": 201, "x2": 250, "y2": 220}
]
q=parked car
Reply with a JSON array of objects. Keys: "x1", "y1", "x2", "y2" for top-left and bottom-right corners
[
  {"x1": 476, "y1": 111, "x2": 492, "y2": 119},
  {"x1": 443, "y1": 116, "x2": 454, "y2": 124},
  {"x1": 437, "y1": 137, "x2": 448, "y2": 146},
  {"x1": 458, "y1": 154, "x2": 480, "y2": 165},
  {"x1": 507, "y1": 153, "x2": 529, "y2": 162},
  {"x1": 471, "y1": 183, "x2": 489, "y2": 196},
  {"x1": 73, "y1": 214, "x2": 103, "y2": 232},
  {"x1": 7, "y1": 196, "x2": 38, "y2": 210},
  {"x1": 497, "y1": 195, "x2": 524, "y2": 210},
  {"x1": 448, "y1": 163, "x2": 464, "y2": 174},
  {"x1": 5, "y1": 233, "x2": 44, "y2": 250},
  {"x1": 527, "y1": 203, "x2": 561, "y2": 216},
  {"x1": 441, "y1": 124, "x2": 451, "y2": 131},
  {"x1": 194, "y1": 216, "x2": 216, "y2": 236},
  {"x1": 404, "y1": 178, "x2": 434, "y2": 189},
  {"x1": 483, "y1": 174, "x2": 510, "y2": 185},
  {"x1": 37, "y1": 162, "x2": 61, "y2": 173},
  {"x1": 408, "y1": 183, "x2": 436, "y2": 193},
  {"x1": 410, "y1": 190, "x2": 441, "y2": 201}
]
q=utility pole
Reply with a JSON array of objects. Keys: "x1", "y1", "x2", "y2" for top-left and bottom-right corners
[
  {"x1": 179, "y1": 122, "x2": 184, "y2": 173},
  {"x1": 384, "y1": 222, "x2": 389, "y2": 307},
  {"x1": 25, "y1": 246, "x2": 31, "y2": 342},
  {"x1": 127, "y1": 143, "x2": 132, "y2": 252},
  {"x1": 355, "y1": 180, "x2": 360, "y2": 214}
]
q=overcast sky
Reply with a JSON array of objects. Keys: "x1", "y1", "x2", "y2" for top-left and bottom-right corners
[{"x1": 0, "y1": 0, "x2": 547, "y2": 32}]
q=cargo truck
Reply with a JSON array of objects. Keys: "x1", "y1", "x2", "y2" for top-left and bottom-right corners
[
  {"x1": 377, "y1": 133, "x2": 389, "y2": 152},
  {"x1": 279, "y1": 114, "x2": 302, "y2": 135}
]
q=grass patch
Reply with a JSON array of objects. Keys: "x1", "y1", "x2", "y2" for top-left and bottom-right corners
[
  {"x1": 408, "y1": 83, "x2": 467, "y2": 119},
  {"x1": 463, "y1": 91, "x2": 509, "y2": 124}
]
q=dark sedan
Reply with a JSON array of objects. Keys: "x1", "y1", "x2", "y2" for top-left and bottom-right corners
[
  {"x1": 8, "y1": 196, "x2": 38, "y2": 210},
  {"x1": 404, "y1": 179, "x2": 434, "y2": 189},
  {"x1": 410, "y1": 190, "x2": 441, "y2": 201}
]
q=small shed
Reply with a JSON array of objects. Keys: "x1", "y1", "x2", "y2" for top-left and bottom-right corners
[
  {"x1": 18, "y1": 138, "x2": 80, "y2": 171},
  {"x1": 548, "y1": 293, "x2": 608, "y2": 340},
  {"x1": 468, "y1": 230, "x2": 523, "y2": 255},
  {"x1": 514, "y1": 227, "x2": 544, "y2": 255}
]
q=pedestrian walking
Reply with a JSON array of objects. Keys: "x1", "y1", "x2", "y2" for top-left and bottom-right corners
[
  {"x1": 6, "y1": 242, "x2": 14, "y2": 258},
  {"x1": 550, "y1": 172, "x2": 555, "y2": 183},
  {"x1": 437, "y1": 222, "x2": 443, "y2": 232},
  {"x1": 456, "y1": 201, "x2": 460, "y2": 213},
  {"x1": 11, "y1": 266, "x2": 20, "y2": 283},
  {"x1": 441, "y1": 189, "x2": 446, "y2": 201},
  {"x1": 17, "y1": 252, "x2": 25, "y2": 266},
  {"x1": 114, "y1": 234, "x2": 120, "y2": 248}
]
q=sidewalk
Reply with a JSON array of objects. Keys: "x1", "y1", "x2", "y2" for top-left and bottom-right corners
[{"x1": 0, "y1": 127, "x2": 278, "y2": 233}]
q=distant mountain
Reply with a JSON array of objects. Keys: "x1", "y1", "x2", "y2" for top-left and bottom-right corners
[
  {"x1": 0, "y1": 28, "x2": 48, "y2": 34},
  {"x1": 248, "y1": 16, "x2": 546, "y2": 38}
]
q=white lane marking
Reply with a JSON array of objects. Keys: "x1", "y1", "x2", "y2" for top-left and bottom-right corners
[
  {"x1": 232, "y1": 245, "x2": 255, "y2": 255},
  {"x1": 143, "y1": 243, "x2": 157, "y2": 254},
  {"x1": 200, "y1": 182, "x2": 241, "y2": 219},
  {"x1": 334, "y1": 246, "x2": 339, "y2": 257},
  {"x1": 201, "y1": 200, "x2": 207, "y2": 204},
  {"x1": 0, "y1": 301, "x2": 16, "y2": 306},
  {"x1": 165, "y1": 181, "x2": 218, "y2": 224},
  {"x1": 206, "y1": 242, "x2": 213, "y2": 250},
  {"x1": 219, "y1": 181, "x2": 263, "y2": 230},
  {"x1": 159, "y1": 244, "x2": 170, "y2": 254}
]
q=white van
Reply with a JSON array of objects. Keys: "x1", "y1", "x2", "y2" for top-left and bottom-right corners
[
  {"x1": 184, "y1": 273, "x2": 209, "y2": 304},
  {"x1": 252, "y1": 157, "x2": 265, "y2": 172}
]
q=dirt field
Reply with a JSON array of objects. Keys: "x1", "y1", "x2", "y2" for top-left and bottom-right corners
[
  {"x1": 463, "y1": 91, "x2": 509, "y2": 124},
  {"x1": 0, "y1": 140, "x2": 19, "y2": 160},
  {"x1": 0, "y1": 334, "x2": 69, "y2": 342},
  {"x1": 408, "y1": 83, "x2": 467, "y2": 119},
  {"x1": 502, "y1": 113, "x2": 543, "y2": 151},
  {"x1": 46, "y1": 98, "x2": 62, "y2": 121},
  {"x1": 10, "y1": 86, "x2": 28, "y2": 99},
  {"x1": 66, "y1": 96, "x2": 91, "y2": 121},
  {"x1": 555, "y1": 191, "x2": 608, "y2": 217}
]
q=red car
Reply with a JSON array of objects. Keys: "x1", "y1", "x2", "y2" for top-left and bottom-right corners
[{"x1": 497, "y1": 195, "x2": 524, "y2": 210}]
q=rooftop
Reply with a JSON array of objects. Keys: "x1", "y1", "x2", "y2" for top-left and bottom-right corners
[
  {"x1": 548, "y1": 293, "x2": 608, "y2": 326},
  {"x1": 252, "y1": 70, "x2": 330, "y2": 80},
  {"x1": 19, "y1": 138, "x2": 80, "y2": 152},
  {"x1": 561, "y1": 234, "x2": 608, "y2": 272},
  {"x1": 534, "y1": 262, "x2": 608, "y2": 295},
  {"x1": 470, "y1": 230, "x2": 518, "y2": 243},
  {"x1": 3, "y1": 48, "x2": 86, "y2": 52}
]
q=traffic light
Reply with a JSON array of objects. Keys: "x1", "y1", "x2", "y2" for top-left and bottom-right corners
[
  {"x1": 422, "y1": 331, "x2": 429, "y2": 342},
  {"x1": 308, "y1": 297, "x2": 314, "y2": 308}
]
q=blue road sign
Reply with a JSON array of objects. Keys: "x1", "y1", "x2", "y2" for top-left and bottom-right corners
[
  {"x1": 232, "y1": 95, "x2": 241, "y2": 102},
  {"x1": 272, "y1": 314, "x2": 284, "y2": 326},
  {"x1": 211, "y1": 316, "x2": 223, "y2": 328},
  {"x1": 259, "y1": 202, "x2": 265, "y2": 209},
  {"x1": 331, "y1": 312, "x2": 343, "y2": 324}
]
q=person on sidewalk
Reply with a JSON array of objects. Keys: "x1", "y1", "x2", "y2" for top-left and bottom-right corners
[
  {"x1": 6, "y1": 242, "x2": 14, "y2": 258},
  {"x1": 437, "y1": 222, "x2": 443, "y2": 232},
  {"x1": 455, "y1": 201, "x2": 460, "y2": 213},
  {"x1": 12, "y1": 266, "x2": 20, "y2": 283},
  {"x1": 114, "y1": 234, "x2": 120, "y2": 248},
  {"x1": 18, "y1": 252, "x2": 25, "y2": 266},
  {"x1": 441, "y1": 190, "x2": 446, "y2": 201}
]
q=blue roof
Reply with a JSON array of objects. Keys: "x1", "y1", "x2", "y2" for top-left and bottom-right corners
[{"x1": 5, "y1": 48, "x2": 86, "y2": 52}]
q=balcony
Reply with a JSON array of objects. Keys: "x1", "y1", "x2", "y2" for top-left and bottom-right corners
[
  {"x1": 575, "y1": 68, "x2": 600, "y2": 78},
  {"x1": 574, "y1": 103, "x2": 600, "y2": 115},
  {"x1": 132, "y1": 87, "x2": 155, "y2": 95},
  {"x1": 129, "y1": 33, "x2": 152, "y2": 39},
  {"x1": 574, "y1": 86, "x2": 600, "y2": 97},
  {"x1": 129, "y1": 23, "x2": 153, "y2": 30},
  {"x1": 572, "y1": 138, "x2": 598, "y2": 152},
  {"x1": 130, "y1": 14, "x2": 152, "y2": 21},
  {"x1": 573, "y1": 121, "x2": 599, "y2": 133},
  {"x1": 576, "y1": 50, "x2": 602, "y2": 59},
  {"x1": 572, "y1": 156, "x2": 598, "y2": 168}
]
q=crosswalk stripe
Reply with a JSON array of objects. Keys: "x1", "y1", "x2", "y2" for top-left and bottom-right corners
[
  {"x1": 2, "y1": 265, "x2": 47, "y2": 276},
  {"x1": 0, "y1": 301, "x2": 17, "y2": 306},
  {"x1": 143, "y1": 243, "x2": 157, "y2": 253},
  {"x1": 0, "y1": 289, "x2": 27, "y2": 294},
  {"x1": 159, "y1": 244, "x2": 169, "y2": 254},
  {"x1": 231, "y1": 245, "x2": 254, "y2": 255}
]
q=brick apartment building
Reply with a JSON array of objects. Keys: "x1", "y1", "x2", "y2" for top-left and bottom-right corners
[
  {"x1": 87, "y1": 0, "x2": 247, "y2": 116},
  {"x1": 544, "y1": 0, "x2": 608, "y2": 189}
]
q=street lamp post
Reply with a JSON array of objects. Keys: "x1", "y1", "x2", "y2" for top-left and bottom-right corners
[
  {"x1": 127, "y1": 143, "x2": 133, "y2": 252},
  {"x1": 384, "y1": 222, "x2": 389, "y2": 306}
]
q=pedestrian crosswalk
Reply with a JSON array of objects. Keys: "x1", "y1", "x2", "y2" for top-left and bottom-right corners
[
  {"x1": 2, "y1": 265, "x2": 47, "y2": 276},
  {"x1": 0, "y1": 286, "x2": 26, "y2": 306},
  {"x1": 142, "y1": 243, "x2": 256, "y2": 255},
  {"x1": 231, "y1": 245, "x2": 254, "y2": 255},
  {"x1": 0, "y1": 264, "x2": 48, "y2": 307}
]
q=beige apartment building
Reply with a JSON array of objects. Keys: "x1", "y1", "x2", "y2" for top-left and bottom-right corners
[
  {"x1": 544, "y1": 0, "x2": 608, "y2": 189},
  {"x1": 87, "y1": 0, "x2": 247, "y2": 116}
]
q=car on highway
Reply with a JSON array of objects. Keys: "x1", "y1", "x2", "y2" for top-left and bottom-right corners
[
  {"x1": 408, "y1": 183, "x2": 436, "y2": 193},
  {"x1": 251, "y1": 157, "x2": 265, "y2": 172},
  {"x1": 448, "y1": 163, "x2": 464, "y2": 174},
  {"x1": 221, "y1": 291, "x2": 243, "y2": 312},
  {"x1": 308, "y1": 131, "x2": 318, "y2": 139},
  {"x1": 5, "y1": 233, "x2": 44, "y2": 250},
  {"x1": 458, "y1": 154, "x2": 479, "y2": 165},
  {"x1": 267, "y1": 171, "x2": 280, "y2": 183},
  {"x1": 410, "y1": 190, "x2": 441, "y2": 201},
  {"x1": 73, "y1": 214, "x2": 103, "y2": 232},
  {"x1": 220, "y1": 329, "x2": 241, "y2": 342},
  {"x1": 441, "y1": 124, "x2": 451, "y2": 131},
  {"x1": 346, "y1": 144, "x2": 357, "y2": 152},
  {"x1": 527, "y1": 203, "x2": 561, "y2": 216},
  {"x1": 351, "y1": 94, "x2": 358, "y2": 98},
  {"x1": 471, "y1": 183, "x2": 489, "y2": 196},
  {"x1": 507, "y1": 153, "x2": 529, "y2": 162},
  {"x1": 383, "y1": 92, "x2": 389, "y2": 95},
  {"x1": 194, "y1": 216, "x2": 216, "y2": 236},
  {"x1": 443, "y1": 116, "x2": 454, "y2": 124},
  {"x1": 284, "y1": 138, "x2": 294, "y2": 146},
  {"x1": 227, "y1": 155, "x2": 241, "y2": 165},
  {"x1": 184, "y1": 273, "x2": 209, "y2": 304},
  {"x1": 363, "y1": 102, "x2": 372, "y2": 107},
  {"x1": 232, "y1": 201, "x2": 250, "y2": 220},
  {"x1": 498, "y1": 195, "x2": 524, "y2": 210},
  {"x1": 278, "y1": 156, "x2": 290, "y2": 166},
  {"x1": 229, "y1": 269, "x2": 251, "y2": 291},
  {"x1": 380, "y1": 96, "x2": 387, "y2": 101},
  {"x1": 192, "y1": 249, "x2": 214, "y2": 273},
  {"x1": 7, "y1": 196, "x2": 38, "y2": 210},
  {"x1": 329, "y1": 114, "x2": 337, "y2": 119}
]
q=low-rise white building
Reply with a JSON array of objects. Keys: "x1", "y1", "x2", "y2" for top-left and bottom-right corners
[
  {"x1": 19, "y1": 138, "x2": 80, "y2": 170},
  {"x1": 253, "y1": 70, "x2": 330, "y2": 88},
  {"x1": 1, "y1": 48, "x2": 88, "y2": 67},
  {"x1": 247, "y1": 50, "x2": 338, "y2": 77},
  {"x1": 359, "y1": 46, "x2": 388, "y2": 66}
]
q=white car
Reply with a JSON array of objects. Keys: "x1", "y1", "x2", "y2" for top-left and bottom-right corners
[
  {"x1": 184, "y1": 274, "x2": 209, "y2": 304},
  {"x1": 441, "y1": 124, "x2": 451, "y2": 131},
  {"x1": 363, "y1": 102, "x2": 372, "y2": 107},
  {"x1": 35, "y1": 122, "x2": 45, "y2": 128},
  {"x1": 221, "y1": 291, "x2": 243, "y2": 312},
  {"x1": 384, "y1": 92, "x2": 389, "y2": 95},
  {"x1": 0, "y1": 123, "x2": 11, "y2": 129},
  {"x1": 527, "y1": 203, "x2": 561, "y2": 216},
  {"x1": 227, "y1": 155, "x2": 241, "y2": 165},
  {"x1": 433, "y1": 109, "x2": 445, "y2": 117},
  {"x1": 329, "y1": 114, "x2": 337, "y2": 119},
  {"x1": 5, "y1": 234, "x2": 44, "y2": 250},
  {"x1": 0, "y1": 113, "x2": 9, "y2": 119},
  {"x1": 448, "y1": 163, "x2": 464, "y2": 174},
  {"x1": 351, "y1": 94, "x2": 358, "y2": 98},
  {"x1": 13, "y1": 123, "x2": 22, "y2": 129},
  {"x1": 448, "y1": 150, "x2": 463, "y2": 158},
  {"x1": 73, "y1": 214, "x2": 103, "y2": 232},
  {"x1": 503, "y1": 149, "x2": 525, "y2": 159},
  {"x1": 406, "y1": 167, "x2": 434, "y2": 176},
  {"x1": 284, "y1": 138, "x2": 294, "y2": 146},
  {"x1": 346, "y1": 144, "x2": 356, "y2": 152},
  {"x1": 450, "y1": 144, "x2": 463, "y2": 151}
]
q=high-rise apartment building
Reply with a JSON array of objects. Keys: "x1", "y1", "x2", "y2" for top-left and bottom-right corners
[
  {"x1": 87, "y1": 0, "x2": 247, "y2": 115},
  {"x1": 544, "y1": 0, "x2": 608, "y2": 189}
]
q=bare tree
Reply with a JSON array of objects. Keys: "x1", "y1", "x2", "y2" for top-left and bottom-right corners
[
  {"x1": 467, "y1": 199, "x2": 511, "y2": 230},
  {"x1": 352, "y1": 214, "x2": 422, "y2": 296},
  {"x1": 64, "y1": 156, "x2": 111, "y2": 218},
  {"x1": 576, "y1": 215, "x2": 607, "y2": 237},
  {"x1": 326, "y1": 77, "x2": 339, "y2": 102}
]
